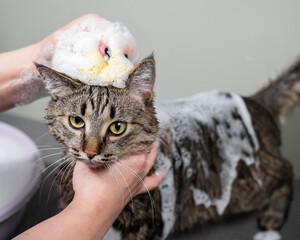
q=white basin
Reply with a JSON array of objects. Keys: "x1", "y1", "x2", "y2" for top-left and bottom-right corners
[{"x1": 0, "y1": 121, "x2": 42, "y2": 239}]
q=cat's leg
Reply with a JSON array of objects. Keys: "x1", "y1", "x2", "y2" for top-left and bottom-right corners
[
  {"x1": 259, "y1": 182, "x2": 292, "y2": 230},
  {"x1": 114, "y1": 189, "x2": 163, "y2": 240},
  {"x1": 258, "y1": 154, "x2": 293, "y2": 230}
]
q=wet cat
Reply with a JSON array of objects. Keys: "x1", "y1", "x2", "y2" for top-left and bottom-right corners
[{"x1": 36, "y1": 55, "x2": 299, "y2": 240}]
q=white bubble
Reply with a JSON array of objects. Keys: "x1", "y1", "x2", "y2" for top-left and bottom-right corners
[{"x1": 48, "y1": 16, "x2": 139, "y2": 88}]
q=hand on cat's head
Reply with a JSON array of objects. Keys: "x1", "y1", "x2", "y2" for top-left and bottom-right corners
[
  {"x1": 13, "y1": 14, "x2": 103, "y2": 107},
  {"x1": 72, "y1": 141, "x2": 166, "y2": 208},
  {"x1": 39, "y1": 14, "x2": 102, "y2": 64}
]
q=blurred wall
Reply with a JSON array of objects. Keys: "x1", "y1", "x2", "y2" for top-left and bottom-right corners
[{"x1": 1, "y1": 0, "x2": 300, "y2": 177}]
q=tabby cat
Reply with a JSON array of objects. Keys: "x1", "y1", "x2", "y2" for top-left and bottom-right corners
[{"x1": 35, "y1": 55, "x2": 299, "y2": 240}]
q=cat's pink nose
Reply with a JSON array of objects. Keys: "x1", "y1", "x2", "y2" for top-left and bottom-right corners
[{"x1": 85, "y1": 150, "x2": 97, "y2": 159}]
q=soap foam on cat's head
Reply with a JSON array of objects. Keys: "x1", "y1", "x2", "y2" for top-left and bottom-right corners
[{"x1": 45, "y1": 16, "x2": 139, "y2": 88}]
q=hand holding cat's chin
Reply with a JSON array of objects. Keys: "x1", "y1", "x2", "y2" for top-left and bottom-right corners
[{"x1": 71, "y1": 142, "x2": 165, "y2": 209}]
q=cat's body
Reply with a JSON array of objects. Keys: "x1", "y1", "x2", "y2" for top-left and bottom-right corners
[{"x1": 36, "y1": 56, "x2": 299, "y2": 240}]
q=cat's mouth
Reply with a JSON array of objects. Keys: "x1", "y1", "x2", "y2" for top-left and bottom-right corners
[
  {"x1": 75, "y1": 157, "x2": 117, "y2": 170},
  {"x1": 70, "y1": 151, "x2": 116, "y2": 167},
  {"x1": 85, "y1": 160, "x2": 114, "y2": 169}
]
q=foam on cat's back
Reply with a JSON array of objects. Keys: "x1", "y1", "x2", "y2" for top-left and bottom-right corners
[
  {"x1": 46, "y1": 16, "x2": 138, "y2": 88},
  {"x1": 190, "y1": 185, "x2": 212, "y2": 208},
  {"x1": 155, "y1": 91, "x2": 260, "y2": 237},
  {"x1": 155, "y1": 109, "x2": 177, "y2": 239}
]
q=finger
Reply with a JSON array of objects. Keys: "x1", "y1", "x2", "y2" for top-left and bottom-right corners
[
  {"x1": 148, "y1": 140, "x2": 159, "y2": 154},
  {"x1": 74, "y1": 160, "x2": 90, "y2": 175},
  {"x1": 136, "y1": 170, "x2": 168, "y2": 195},
  {"x1": 59, "y1": 14, "x2": 102, "y2": 31},
  {"x1": 143, "y1": 144, "x2": 159, "y2": 173},
  {"x1": 74, "y1": 160, "x2": 98, "y2": 176}
]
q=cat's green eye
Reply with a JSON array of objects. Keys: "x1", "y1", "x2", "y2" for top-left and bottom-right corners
[
  {"x1": 109, "y1": 122, "x2": 127, "y2": 135},
  {"x1": 69, "y1": 116, "x2": 85, "y2": 129}
]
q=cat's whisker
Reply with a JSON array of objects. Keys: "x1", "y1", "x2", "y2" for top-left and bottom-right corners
[
  {"x1": 58, "y1": 159, "x2": 74, "y2": 197},
  {"x1": 47, "y1": 159, "x2": 73, "y2": 206},
  {"x1": 146, "y1": 132, "x2": 166, "y2": 146},
  {"x1": 18, "y1": 153, "x2": 63, "y2": 191},
  {"x1": 37, "y1": 147, "x2": 62, "y2": 152},
  {"x1": 39, "y1": 159, "x2": 67, "y2": 207},
  {"x1": 116, "y1": 161, "x2": 156, "y2": 222},
  {"x1": 47, "y1": 164, "x2": 66, "y2": 206},
  {"x1": 143, "y1": 132, "x2": 171, "y2": 154},
  {"x1": 38, "y1": 157, "x2": 67, "y2": 185},
  {"x1": 32, "y1": 152, "x2": 63, "y2": 165},
  {"x1": 106, "y1": 163, "x2": 126, "y2": 207},
  {"x1": 24, "y1": 144, "x2": 58, "y2": 149},
  {"x1": 38, "y1": 157, "x2": 67, "y2": 203},
  {"x1": 36, "y1": 144, "x2": 60, "y2": 148},
  {"x1": 13, "y1": 145, "x2": 61, "y2": 156},
  {"x1": 29, "y1": 147, "x2": 62, "y2": 156},
  {"x1": 154, "y1": 135, "x2": 172, "y2": 153},
  {"x1": 110, "y1": 163, "x2": 135, "y2": 211},
  {"x1": 34, "y1": 131, "x2": 51, "y2": 143},
  {"x1": 35, "y1": 155, "x2": 65, "y2": 179},
  {"x1": 139, "y1": 158, "x2": 165, "y2": 172},
  {"x1": 65, "y1": 159, "x2": 75, "y2": 180},
  {"x1": 15, "y1": 156, "x2": 62, "y2": 210}
]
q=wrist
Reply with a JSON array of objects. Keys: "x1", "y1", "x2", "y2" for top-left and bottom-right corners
[
  {"x1": 30, "y1": 41, "x2": 44, "y2": 63},
  {"x1": 68, "y1": 195, "x2": 123, "y2": 239},
  {"x1": 72, "y1": 190, "x2": 124, "y2": 217}
]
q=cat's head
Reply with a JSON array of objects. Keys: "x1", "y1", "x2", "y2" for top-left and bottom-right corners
[{"x1": 36, "y1": 56, "x2": 158, "y2": 167}]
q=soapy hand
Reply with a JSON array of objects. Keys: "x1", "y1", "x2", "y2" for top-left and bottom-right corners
[
  {"x1": 0, "y1": 14, "x2": 103, "y2": 111},
  {"x1": 39, "y1": 14, "x2": 104, "y2": 67}
]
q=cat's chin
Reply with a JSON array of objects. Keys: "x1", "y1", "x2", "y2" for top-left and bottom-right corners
[
  {"x1": 87, "y1": 163, "x2": 106, "y2": 170},
  {"x1": 76, "y1": 158, "x2": 112, "y2": 169}
]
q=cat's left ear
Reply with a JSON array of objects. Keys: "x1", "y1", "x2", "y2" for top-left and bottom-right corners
[
  {"x1": 35, "y1": 63, "x2": 83, "y2": 98},
  {"x1": 127, "y1": 54, "x2": 155, "y2": 104}
]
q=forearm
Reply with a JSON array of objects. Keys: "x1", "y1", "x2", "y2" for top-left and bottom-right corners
[
  {"x1": 0, "y1": 43, "x2": 39, "y2": 79},
  {"x1": 0, "y1": 42, "x2": 46, "y2": 111},
  {"x1": 13, "y1": 196, "x2": 122, "y2": 240},
  {"x1": 0, "y1": 15, "x2": 109, "y2": 112}
]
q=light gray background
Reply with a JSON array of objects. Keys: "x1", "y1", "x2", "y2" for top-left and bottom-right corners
[{"x1": 1, "y1": 0, "x2": 300, "y2": 177}]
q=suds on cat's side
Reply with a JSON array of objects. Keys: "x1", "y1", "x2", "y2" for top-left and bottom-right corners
[{"x1": 35, "y1": 56, "x2": 300, "y2": 240}]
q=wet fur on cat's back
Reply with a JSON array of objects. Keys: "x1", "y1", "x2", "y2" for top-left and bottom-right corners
[{"x1": 35, "y1": 56, "x2": 300, "y2": 240}]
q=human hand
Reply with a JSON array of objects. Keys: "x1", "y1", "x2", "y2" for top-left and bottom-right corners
[
  {"x1": 38, "y1": 14, "x2": 103, "y2": 67},
  {"x1": 12, "y1": 143, "x2": 165, "y2": 240},
  {"x1": 72, "y1": 142, "x2": 165, "y2": 209},
  {"x1": 22, "y1": 14, "x2": 104, "y2": 104},
  {"x1": 0, "y1": 14, "x2": 104, "y2": 111},
  {"x1": 70, "y1": 142, "x2": 166, "y2": 237}
]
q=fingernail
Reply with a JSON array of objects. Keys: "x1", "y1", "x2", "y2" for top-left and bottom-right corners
[{"x1": 155, "y1": 166, "x2": 169, "y2": 176}]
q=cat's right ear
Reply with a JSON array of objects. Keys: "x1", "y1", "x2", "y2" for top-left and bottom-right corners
[
  {"x1": 127, "y1": 54, "x2": 156, "y2": 104},
  {"x1": 35, "y1": 63, "x2": 83, "y2": 98}
]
